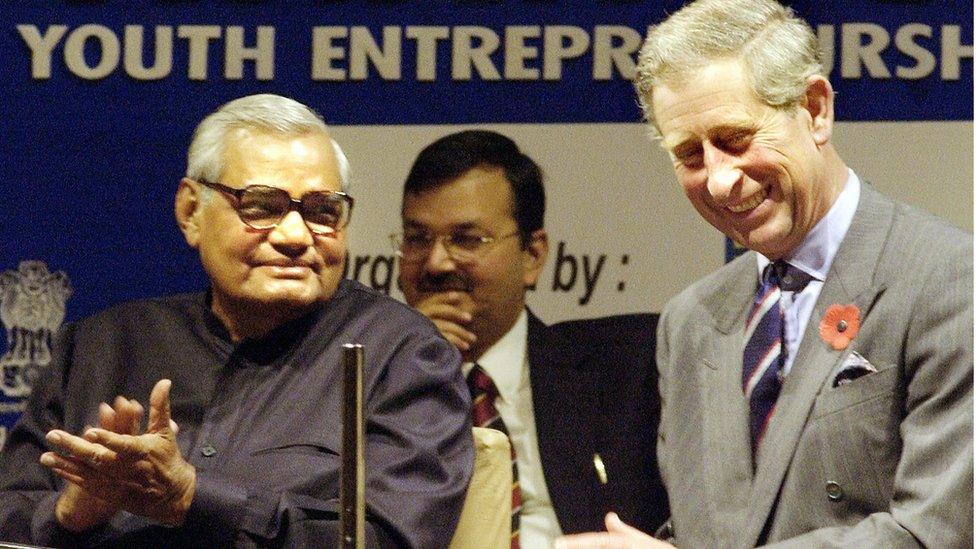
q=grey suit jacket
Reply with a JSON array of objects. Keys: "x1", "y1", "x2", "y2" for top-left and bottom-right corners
[{"x1": 657, "y1": 184, "x2": 973, "y2": 547}]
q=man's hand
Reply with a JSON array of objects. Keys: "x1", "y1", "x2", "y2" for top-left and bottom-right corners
[
  {"x1": 412, "y1": 292, "x2": 478, "y2": 352},
  {"x1": 555, "y1": 513, "x2": 675, "y2": 549},
  {"x1": 41, "y1": 379, "x2": 196, "y2": 527},
  {"x1": 49, "y1": 395, "x2": 145, "y2": 532}
]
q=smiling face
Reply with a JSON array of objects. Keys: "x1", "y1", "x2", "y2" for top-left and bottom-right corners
[
  {"x1": 651, "y1": 58, "x2": 842, "y2": 259},
  {"x1": 176, "y1": 128, "x2": 346, "y2": 336}
]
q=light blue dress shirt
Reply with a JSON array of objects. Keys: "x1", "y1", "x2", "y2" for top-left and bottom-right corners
[{"x1": 757, "y1": 169, "x2": 861, "y2": 375}]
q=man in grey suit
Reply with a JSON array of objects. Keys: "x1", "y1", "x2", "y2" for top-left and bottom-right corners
[{"x1": 558, "y1": 0, "x2": 973, "y2": 547}]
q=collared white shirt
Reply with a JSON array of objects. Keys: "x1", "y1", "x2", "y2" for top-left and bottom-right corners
[
  {"x1": 757, "y1": 169, "x2": 860, "y2": 375},
  {"x1": 462, "y1": 309, "x2": 563, "y2": 548}
]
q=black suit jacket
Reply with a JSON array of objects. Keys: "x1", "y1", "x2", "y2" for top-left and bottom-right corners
[{"x1": 527, "y1": 311, "x2": 669, "y2": 535}]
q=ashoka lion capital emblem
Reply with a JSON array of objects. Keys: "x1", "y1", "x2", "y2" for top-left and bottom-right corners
[{"x1": 0, "y1": 260, "x2": 72, "y2": 397}]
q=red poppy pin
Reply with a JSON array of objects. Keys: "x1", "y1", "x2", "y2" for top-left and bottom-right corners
[{"x1": 819, "y1": 304, "x2": 861, "y2": 351}]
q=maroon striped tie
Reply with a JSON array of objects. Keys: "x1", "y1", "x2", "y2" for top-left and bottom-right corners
[{"x1": 467, "y1": 364, "x2": 521, "y2": 549}]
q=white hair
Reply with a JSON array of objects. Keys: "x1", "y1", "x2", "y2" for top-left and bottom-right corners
[
  {"x1": 186, "y1": 93, "x2": 351, "y2": 191},
  {"x1": 635, "y1": 0, "x2": 824, "y2": 137}
]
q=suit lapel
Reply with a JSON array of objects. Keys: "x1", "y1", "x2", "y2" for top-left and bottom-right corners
[
  {"x1": 699, "y1": 255, "x2": 760, "y2": 538},
  {"x1": 527, "y1": 312, "x2": 606, "y2": 532},
  {"x1": 742, "y1": 184, "x2": 893, "y2": 546}
]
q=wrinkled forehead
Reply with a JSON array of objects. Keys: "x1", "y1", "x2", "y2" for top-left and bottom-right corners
[
  {"x1": 221, "y1": 128, "x2": 341, "y2": 189},
  {"x1": 652, "y1": 61, "x2": 768, "y2": 145},
  {"x1": 223, "y1": 126, "x2": 335, "y2": 161}
]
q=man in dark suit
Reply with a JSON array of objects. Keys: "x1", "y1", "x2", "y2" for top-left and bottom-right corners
[
  {"x1": 0, "y1": 94, "x2": 473, "y2": 547},
  {"x1": 394, "y1": 130, "x2": 669, "y2": 547},
  {"x1": 558, "y1": 0, "x2": 972, "y2": 547}
]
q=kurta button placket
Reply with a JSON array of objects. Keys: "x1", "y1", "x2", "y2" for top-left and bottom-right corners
[{"x1": 825, "y1": 481, "x2": 844, "y2": 501}]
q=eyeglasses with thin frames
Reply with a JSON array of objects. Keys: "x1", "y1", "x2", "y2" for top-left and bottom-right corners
[
  {"x1": 390, "y1": 230, "x2": 521, "y2": 263},
  {"x1": 195, "y1": 179, "x2": 354, "y2": 235}
]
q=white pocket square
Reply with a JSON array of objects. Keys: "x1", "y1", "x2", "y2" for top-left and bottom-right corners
[{"x1": 832, "y1": 351, "x2": 878, "y2": 387}]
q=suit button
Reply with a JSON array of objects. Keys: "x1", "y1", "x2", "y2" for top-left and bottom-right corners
[
  {"x1": 201, "y1": 444, "x2": 217, "y2": 457},
  {"x1": 825, "y1": 481, "x2": 844, "y2": 501}
]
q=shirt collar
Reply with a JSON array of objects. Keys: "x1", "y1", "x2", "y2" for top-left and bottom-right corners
[
  {"x1": 462, "y1": 309, "x2": 528, "y2": 402},
  {"x1": 202, "y1": 280, "x2": 350, "y2": 364},
  {"x1": 758, "y1": 169, "x2": 861, "y2": 281}
]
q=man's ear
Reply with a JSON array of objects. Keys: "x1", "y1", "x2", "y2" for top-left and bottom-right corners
[
  {"x1": 175, "y1": 178, "x2": 203, "y2": 248},
  {"x1": 802, "y1": 74, "x2": 834, "y2": 147},
  {"x1": 522, "y1": 229, "x2": 549, "y2": 287}
]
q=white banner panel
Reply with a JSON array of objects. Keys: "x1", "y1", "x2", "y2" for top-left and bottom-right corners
[{"x1": 333, "y1": 120, "x2": 973, "y2": 322}]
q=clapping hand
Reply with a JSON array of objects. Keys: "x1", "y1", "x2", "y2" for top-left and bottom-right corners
[{"x1": 40, "y1": 379, "x2": 195, "y2": 530}]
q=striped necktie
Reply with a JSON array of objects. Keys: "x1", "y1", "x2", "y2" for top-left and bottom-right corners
[
  {"x1": 742, "y1": 261, "x2": 811, "y2": 458},
  {"x1": 467, "y1": 364, "x2": 521, "y2": 549}
]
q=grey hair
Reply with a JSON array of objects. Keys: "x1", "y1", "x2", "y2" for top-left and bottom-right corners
[
  {"x1": 186, "y1": 93, "x2": 351, "y2": 191},
  {"x1": 635, "y1": 0, "x2": 824, "y2": 137}
]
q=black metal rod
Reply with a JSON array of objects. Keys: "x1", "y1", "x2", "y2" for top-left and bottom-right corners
[{"x1": 340, "y1": 343, "x2": 365, "y2": 549}]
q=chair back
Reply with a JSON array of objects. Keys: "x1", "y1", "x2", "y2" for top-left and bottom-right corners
[{"x1": 449, "y1": 427, "x2": 512, "y2": 549}]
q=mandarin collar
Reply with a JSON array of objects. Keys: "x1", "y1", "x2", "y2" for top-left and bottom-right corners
[{"x1": 201, "y1": 280, "x2": 348, "y2": 365}]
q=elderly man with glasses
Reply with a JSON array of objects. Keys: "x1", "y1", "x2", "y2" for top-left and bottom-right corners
[
  {"x1": 0, "y1": 94, "x2": 473, "y2": 547},
  {"x1": 393, "y1": 130, "x2": 670, "y2": 548}
]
